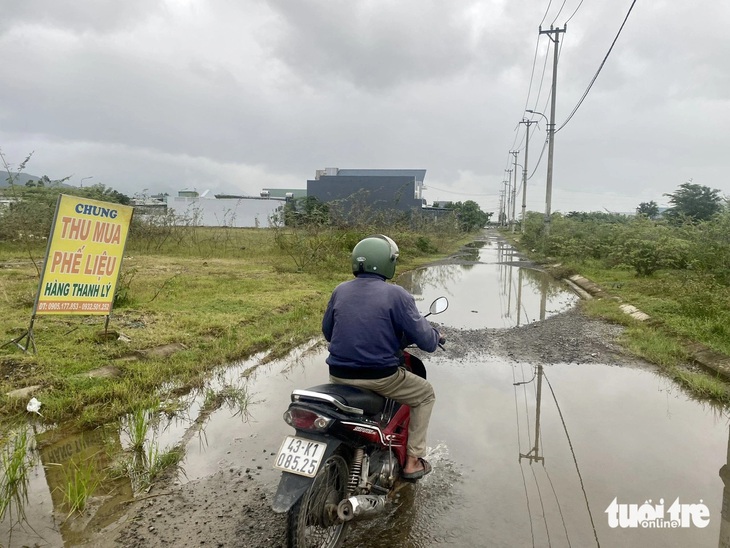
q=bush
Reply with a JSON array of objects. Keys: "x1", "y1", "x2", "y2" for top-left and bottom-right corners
[{"x1": 608, "y1": 222, "x2": 691, "y2": 276}]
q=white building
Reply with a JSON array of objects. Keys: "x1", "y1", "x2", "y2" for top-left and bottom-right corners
[{"x1": 166, "y1": 194, "x2": 284, "y2": 228}]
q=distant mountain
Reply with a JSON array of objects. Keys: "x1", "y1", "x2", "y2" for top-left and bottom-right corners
[
  {"x1": 0, "y1": 171, "x2": 75, "y2": 188},
  {"x1": 0, "y1": 170, "x2": 44, "y2": 187}
]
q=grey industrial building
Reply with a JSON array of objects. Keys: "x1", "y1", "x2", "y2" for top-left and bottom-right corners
[
  {"x1": 131, "y1": 168, "x2": 439, "y2": 228},
  {"x1": 306, "y1": 168, "x2": 427, "y2": 216}
]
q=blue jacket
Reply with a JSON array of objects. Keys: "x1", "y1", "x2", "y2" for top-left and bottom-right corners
[{"x1": 322, "y1": 273, "x2": 440, "y2": 379}]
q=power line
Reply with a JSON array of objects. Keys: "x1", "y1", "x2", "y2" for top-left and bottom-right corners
[
  {"x1": 510, "y1": 2, "x2": 555, "y2": 176},
  {"x1": 506, "y1": 34, "x2": 542, "y2": 173},
  {"x1": 515, "y1": 29, "x2": 564, "y2": 179},
  {"x1": 513, "y1": 365, "x2": 537, "y2": 547},
  {"x1": 530, "y1": 465, "x2": 553, "y2": 547},
  {"x1": 556, "y1": 0, "x2": 639, "y2": 133},
  {"x1": 543, "y1": 370, "x2": 601, "y2": 547},
  {"x1": 550, "y1": 0, "x2": 569, "y2": 27},
  {"x1": 543, "y1": 466, "x2": 573, "y2": 547},
  {"x1": 426, "y1": 185, "x2": 499, "y2": 197},
  {"x1": 539, "y1": 0, "x2": 554, "y2": 27},
  {"x1": 528, "y1": 137, "x2": 549, "y2": 180},
  {"x1": 564, "y1": 0, "x2": 585, "y2": 25},
  {"x1": 529, "y1": 38, "x2": 553, "y2": 115}
]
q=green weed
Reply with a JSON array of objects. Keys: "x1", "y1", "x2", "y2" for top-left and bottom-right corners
[
  {"x1": 146, "y1": 444, "x2": 183, "y2": 484},
  {"x1": 219, "y1": 384, "x2": 250, "y2": 417},
  {"x1": 54, "y1": 456, "x2": 103, "y2": 516},
  {"x1": 124, "y1": 407, "x2": 152, "y2": 452},
  {"x1": 0, "y1": 426, "x2": 33, "y2": 523},
  {"x1": 672, "y1": 369, "x2": 730, "y2": 403}
]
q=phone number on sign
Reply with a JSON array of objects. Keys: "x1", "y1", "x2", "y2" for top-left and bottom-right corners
[{"x1": 37, "y1": 301, "x2": 110, "y2": 312}]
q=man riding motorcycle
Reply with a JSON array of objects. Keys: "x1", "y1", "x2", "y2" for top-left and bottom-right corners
[{"x1": 322, "y1": 234, "x2": 444, "y2": 480}]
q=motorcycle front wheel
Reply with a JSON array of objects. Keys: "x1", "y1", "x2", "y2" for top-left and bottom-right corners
[{"x1": 286, "y1": 454, "x2": 349, "y2": 548}]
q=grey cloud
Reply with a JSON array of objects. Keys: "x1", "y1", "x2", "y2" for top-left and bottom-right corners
[
  {"x1": 263, "y1": 0, "x2": 525, "y2": 91},
  {"x1": 0, "y1": 0, "x2": 158, "y2": 35},
  {"x1": 0, "y1": 0, "x2": 728, "y2": 215}
]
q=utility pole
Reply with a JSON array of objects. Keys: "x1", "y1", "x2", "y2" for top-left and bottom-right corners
[
  {"x1": 539, "y1": 25, "x2": 566, "y2": 237},
  {"x1": 510, "y1": 151, "x2": 519, "y2": 232},
  {"x1": 503, "y1": 179, "x2": 510, "y2": 226},
  {"x1": 504, "y1": 170, "x2": 512, "y2": 226},
  {"x1": 499, "y1": 186, "x2": 505, "y2": 226},
  {"x1": 518, "y1": 119, "x2": 537, "y2": 233}
]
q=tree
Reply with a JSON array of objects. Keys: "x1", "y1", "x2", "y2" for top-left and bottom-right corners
[
  {"x1": 663, "y1": 182, "x2": 723, "y2": 224},
  {"x1": 445, "y1": 200, "x2": 490, "y2": 232},
  {"x1": 282, "y1": 196, "x2": 330, "y2": 227},
  {"x1": 80, "y1": 182, "x2": 131, "y2": 205},
  {"x1": 636, "y1": 201, "x2": 659, "y2": 219}
]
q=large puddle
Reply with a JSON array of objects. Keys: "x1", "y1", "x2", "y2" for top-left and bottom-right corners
[
  {"x1": 398, "y1": 237, "x2": 578, "y2": 329},
  {"x1": 2, "y1": 235, "x2": 729, "y2": 547}
]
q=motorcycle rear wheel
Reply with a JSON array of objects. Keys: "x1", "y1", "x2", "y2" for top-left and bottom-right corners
[{"x1": 287, "y1": 454, "x2": 349, "y2": 548}]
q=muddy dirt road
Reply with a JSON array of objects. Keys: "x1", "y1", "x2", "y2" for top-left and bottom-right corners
[
  {"x1": 84, "y1": 237, "x2": 729, "y2": 548},
  {"x1": 93, "y1": 308, "x2": 696, "y2": 548}
]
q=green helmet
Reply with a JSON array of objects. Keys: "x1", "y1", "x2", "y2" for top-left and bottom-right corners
[{"x1": 351, "y1": 235, "x2": 400, "y2": 279}]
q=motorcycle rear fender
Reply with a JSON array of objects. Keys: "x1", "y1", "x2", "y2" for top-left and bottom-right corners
[{"x1": 271, "y1": 434, "x2": 343, "y2": 514}]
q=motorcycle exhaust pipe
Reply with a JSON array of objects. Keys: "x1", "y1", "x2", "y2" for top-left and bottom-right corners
[{"x1": 337, "y1": 495, "x2": 388, "y2": 522}]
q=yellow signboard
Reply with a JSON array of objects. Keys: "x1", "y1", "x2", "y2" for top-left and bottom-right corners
[{"x1": 34, "y1": 194, "x2": 134, "y2": 315}]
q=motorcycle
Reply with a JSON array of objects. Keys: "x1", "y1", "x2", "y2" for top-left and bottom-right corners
[{"x1": 271, "y1": 297, "x2": 448, "y2": 548}]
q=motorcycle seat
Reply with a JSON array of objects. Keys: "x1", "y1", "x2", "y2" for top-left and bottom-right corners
[{"x1": 299, "y1": 383, "x2": 386, "y2": 416}]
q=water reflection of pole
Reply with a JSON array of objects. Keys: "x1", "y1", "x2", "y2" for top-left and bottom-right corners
[
  {"x1": 507, "y1": 264, "x2": 513, "y2": 321},
  {"x1": 520, "y1": 364, "x2": 545, "y2": 464},
  {"x1": 719, "y1": 424, "x2": 730, "y2": 546},
  {"x1": 540, "y1": 275, "x2": 548, "y2": 321},
  {"x1": 516, "y1": 268, "x2": 523, "y2": 327}
]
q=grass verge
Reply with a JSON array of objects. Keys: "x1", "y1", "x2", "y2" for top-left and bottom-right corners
[
  {"x1": 520, "y1": 245, "x2": 730, "y2": 405},
  {"x1": 0, "y1": 227, "x2": 471, "y2": 428}
]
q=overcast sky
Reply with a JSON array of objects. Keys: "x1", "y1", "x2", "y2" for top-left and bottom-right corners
[{"x1": 1, "y1": 0, "x2": 727, "y2": 216}]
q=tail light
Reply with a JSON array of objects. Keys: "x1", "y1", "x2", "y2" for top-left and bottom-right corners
[{"x1": 284, "y1": 407, "x2": 333, "y2": 432}]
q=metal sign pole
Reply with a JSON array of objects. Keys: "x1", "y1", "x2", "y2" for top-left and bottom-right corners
[{"x1": 1, "y1": 316, "x2": 37, "y2": 353}]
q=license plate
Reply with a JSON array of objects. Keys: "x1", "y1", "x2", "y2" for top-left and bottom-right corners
[{"x1": 273, "y1": 436, "x2": 327, "y2": 477}]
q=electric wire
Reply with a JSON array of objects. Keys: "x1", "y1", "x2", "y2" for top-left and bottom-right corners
[
  {"x1": 426, "y1": 185, "x2": 499, "y2": 197},
  {"x1": 564, "y1": 0, "x2": 585, "y2": 25},
  {"x1": 556, "y1": 0, "x2": 638, "y2": 133},
  {"x1": 501, "y1": 0, "x2": 577, "y2": 199},
  {"x1": 497, "y1": 262, "x2": 509, "y2": 328},
  {"x1": 522, "y1": 35, "x2": 541, "y2": 115},
  {"x1": 507, "y1": 33, "x2": 549, "y2": 178},
  {"x1": 542, "y1": 370, "x2": 601, "y2": 547},
  {"x1": 521, "y1": 363, "x2": 533, "y2": 449},
  {"x1": 529, "y1": 39, "x2": 553, "y2": 115},
  {"x1": 539, "y1": 0, "x2": 554, "y2": 27},
  {"x1": 522, "y1": 36, "x2": 563, "y2": 181},
  {"x1": 506, "y1": 36, "x2": 540, "y2": 176},
  {"x1": 527, "y1": 138, "x2": 549, "y2": 180},
  {"x1": 512, "y1": 364, "x2": 536, "y2": 547},
  {"x1": 550, "y1": 0, "x2": 569, "y2": 27},
  {"x1": 543, "y1": 466, "x2": 573, "y2": 547},
  {"x1": 509, "y1": 14, "x2": 549, "y2": 175},
  {"x1": 530, "y1": 465, "x2": 553, "y2": 547},
  {"x1": 534, "y1": 406, "x2": 572, "y2": 547}
]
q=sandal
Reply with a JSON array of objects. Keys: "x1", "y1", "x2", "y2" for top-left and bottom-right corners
[{"x1": 402, "y1": 458, "x2": 432, "y2": 480}]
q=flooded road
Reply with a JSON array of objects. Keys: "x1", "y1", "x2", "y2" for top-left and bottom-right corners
[
  {"x1": 148, "y1": 342, "x2": 730, "y2": 548},
  {"x1": 398, "y1": 239, "x2": 578, "y2": 329},
  {"x1": 3, "y1": 234, "x2": 729, "y2": 547}
]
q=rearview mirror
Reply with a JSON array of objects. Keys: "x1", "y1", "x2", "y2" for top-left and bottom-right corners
[{"x1": 429, "y1": 297, "x2": 448, "y2": 316}]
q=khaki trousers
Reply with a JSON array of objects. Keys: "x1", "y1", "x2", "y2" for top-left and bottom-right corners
[{"x1": 330, "y1": 367, "x2": 435, "y2": 458}]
